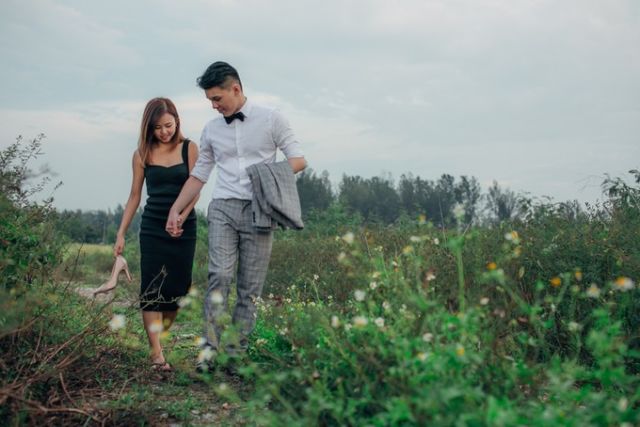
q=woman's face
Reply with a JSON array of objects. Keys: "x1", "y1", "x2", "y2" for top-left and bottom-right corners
[{"x1": 153, "y1": 113, "x2": 177, "y2": 144}]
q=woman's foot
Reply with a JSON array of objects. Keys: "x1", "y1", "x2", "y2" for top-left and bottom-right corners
[
  {"x1": 151, "y1": 353, "x2": 172, "y2": 372},
  {"x1": 151, "y1": 361, "x2": 172, "y2": 372}
]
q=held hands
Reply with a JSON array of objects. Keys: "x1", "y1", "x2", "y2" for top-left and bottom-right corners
[{"x1": 165, "y1": 210, "x2": 184, "y2": 238}]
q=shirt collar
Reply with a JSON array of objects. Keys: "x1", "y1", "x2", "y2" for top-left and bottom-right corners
[{"x1": 238, "y1": 97, "x2": 253, "y2": 118}]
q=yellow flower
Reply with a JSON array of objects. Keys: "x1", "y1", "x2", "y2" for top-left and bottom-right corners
[
  {"x1": 614, "y1": 277, "x2": 635, "y2": 291},
  {"x1": 417, "y1": 352, "x2": 427, "y2": 361},
  {"x1": 550, "y1": 277, "x2": 562, "y2": 288},
  {"x1": 456, "y1": 345, "x2": 465, "y2": 356},
  {"x1": 402, "y1": 245, "x2": 414, "y2": 255},
  {"x1": 574, "y1": 270, "x2": 583, "y2": 282},
  {"x1": 504, "y1": 231, "x2": 520, "y2": 244},
  {"x1": 487, "y1": 262, "x2": 497, "y2": 271},
  {"x1": 418, "y1": 214, "x2": 427, "y2": 225}
]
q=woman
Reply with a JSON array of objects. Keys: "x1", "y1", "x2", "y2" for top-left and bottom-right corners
[{"x1": 113, "y1": 97, "x2": 198, "y2": 371}]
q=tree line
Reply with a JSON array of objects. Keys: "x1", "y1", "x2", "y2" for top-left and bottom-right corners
[{"x1": 57, "y1": 169, "x2": 533, "y2": 244}]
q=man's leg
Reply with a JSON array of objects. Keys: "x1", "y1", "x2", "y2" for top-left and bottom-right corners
[
  {"x1": 230, "y1": 201, "x2": 273, "y2": 354},
  {"x1": 204, "y1": 199, "x2": 239, "y2": 352}
]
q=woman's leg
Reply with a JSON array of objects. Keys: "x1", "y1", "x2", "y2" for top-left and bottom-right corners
[
  {"x1": 142, "y1": 310, "x2": 165, "y2": 364},
  {"x1": 162, "y1": 310, "x2": 178, "y2": 331}
]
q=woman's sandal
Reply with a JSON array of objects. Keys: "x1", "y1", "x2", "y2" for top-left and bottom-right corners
[{"x1": 151, "y1": 361, "x2": 172, "y2": 372}]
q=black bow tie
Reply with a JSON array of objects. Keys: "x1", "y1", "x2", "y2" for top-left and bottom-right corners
[{"x1": 224, "y1": 111, "x2": 245, "y2": 124}]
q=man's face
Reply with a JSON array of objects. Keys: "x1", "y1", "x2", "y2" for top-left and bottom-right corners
[{"x1": 205, "y1": 83, "x2": 243, "y2": 117}]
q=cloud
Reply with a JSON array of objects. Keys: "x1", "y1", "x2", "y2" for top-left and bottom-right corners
[{"x1": 0, "y1": 0, "x2": 639, "y2": 208}]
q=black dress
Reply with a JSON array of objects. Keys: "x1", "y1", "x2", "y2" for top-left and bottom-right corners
[{"x1": 139, "y1": 140, "x2": 196, "y2": 311}]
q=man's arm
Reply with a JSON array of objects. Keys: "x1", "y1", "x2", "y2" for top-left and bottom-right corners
[
  {"x1": 272, "y1": 109, "x2": 306, "y2": 173},
  {"x1": 166, "y1": 176, "x2": 205, "y2": 236}
]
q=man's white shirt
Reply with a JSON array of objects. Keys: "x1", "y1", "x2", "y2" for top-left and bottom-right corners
[{"x1": 191, "y1": 98, "x2": 304, "y2": 200}]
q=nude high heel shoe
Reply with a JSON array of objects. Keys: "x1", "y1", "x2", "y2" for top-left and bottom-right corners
[{"x1": 93, "y1": 255, "x2": 132, "y2": 296}]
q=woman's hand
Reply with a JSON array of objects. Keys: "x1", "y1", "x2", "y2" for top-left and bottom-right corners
[
  {"x1": 166, "y1": 211, "x2": 184, "y2": 238},
  {"x1": 114, "y1": 235, "x2": 125, "y2": 257}
]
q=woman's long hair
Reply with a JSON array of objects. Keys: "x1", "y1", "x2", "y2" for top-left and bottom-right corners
[{"x1": 138, "y1": 98, "x2": 184, "y2": 166}]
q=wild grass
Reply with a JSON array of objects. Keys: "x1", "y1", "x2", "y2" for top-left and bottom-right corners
[{"x1": 1, "y1": 136, "x2": 639, "y2": 425}]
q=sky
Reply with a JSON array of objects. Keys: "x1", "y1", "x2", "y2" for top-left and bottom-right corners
[{"x1": 1, "y1": 0, "x2": 639, "y2": 212}]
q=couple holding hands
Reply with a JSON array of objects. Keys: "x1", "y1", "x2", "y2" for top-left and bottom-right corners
[{"x1": 96, "y1": 61, "x2": 306, "y2": 372}]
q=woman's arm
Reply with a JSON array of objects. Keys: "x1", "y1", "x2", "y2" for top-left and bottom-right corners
[{"x1": 113, "y1": 150, "x2": 145, "y2": 256}]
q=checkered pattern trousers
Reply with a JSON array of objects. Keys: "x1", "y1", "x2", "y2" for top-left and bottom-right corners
[{"x1": 204, "y1": 198, "x2": 273, "y2": 354}]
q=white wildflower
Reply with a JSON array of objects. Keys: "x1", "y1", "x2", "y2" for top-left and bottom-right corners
[
  {"x1": 382, "y1": 301, "x2": 391, "y2": 311},
  {"x1": 369, "y1": 281, "x2": 378, "y2": 290},
  {"x1": 433, "y1": 238, "x2": 440, "y2": 245},
  {"x1": 342, "y1": 232, "x2": 355, "y2": 244},
  {"x1": 374, "y1": 317, "x2": 384, "y2": 328},
  {"x1": 417, "y1": 352, "x2": 428, "y2": 361},
  {"x1": 422, "y1": 332, "x2": 433, "y2": 343},
  {"x1": 331, "y1": 315, "x2": 340, "y2": 328},
  {"x1": 352, "y1": 316, "x2": 368, "y2": 328},
  {"x1": 480, "y1": 297, "x2": 489, "y2": 305},
  {"x1": 453, "y1": 204, "x2": 465, "y2": 220},
  {"x1": 568, "y1": 321, "x2": 581, "y2": 332},
  {"x1": 210, "y1": 290, "x2": 224, "y2": 304},
  {"x1": 354, "y1": 290, "x2": 366, "y2": 302},
  {"x1": 410, "y1": 236, "x2": 421, "y2": 243},
  {"x1": 586, "y1": 284, "x2": 600, "y2": 298},
  {"x1": 178, "y1": 296, "x2": 192, "y2": 308},
  {"x1": 197, "y1": 346, "x2": 215, "y2": 363},
  {"x1": 108, "y1": 314, "x2": 126, "y2": 331},
  {"x1": 618, "y1": 397, "x2": 628, "y2": 412},
  {"x1": 149, "y1": 320, "x2": 164, "y2": 333}
]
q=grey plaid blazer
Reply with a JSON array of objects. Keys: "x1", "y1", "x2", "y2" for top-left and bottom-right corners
[{"x1": 246, "y1": 161, "x2": 304, "y2": 231}]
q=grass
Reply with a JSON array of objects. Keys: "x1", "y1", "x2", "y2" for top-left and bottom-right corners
[{"x1": 4, "y1": 210, "x2": 640, "y2": 425}]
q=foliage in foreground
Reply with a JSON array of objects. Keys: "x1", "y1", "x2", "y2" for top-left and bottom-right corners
[
  {"x1": 2, "y1": 135, "x2": 639, "y2": 425},
  {"x1": 228, "y1": 219, "x2": 640, "y2": 426}
]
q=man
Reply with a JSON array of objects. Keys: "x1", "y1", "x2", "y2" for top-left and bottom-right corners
[{"x1": 166, "y1": 62, "x2": 306, "y2": 370}]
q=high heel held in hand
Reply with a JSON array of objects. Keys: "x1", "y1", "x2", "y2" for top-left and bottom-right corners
[{"x1": 93, "y1": 255, "x2": 132, "y2": 296}]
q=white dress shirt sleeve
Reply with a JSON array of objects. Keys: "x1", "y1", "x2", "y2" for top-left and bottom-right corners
[
  {"x1": 271, "y1": 109, "x2": 304, "y2": 159},
  {"x1": 190, "y1": 126, "x2": 216, "y2": 183}
]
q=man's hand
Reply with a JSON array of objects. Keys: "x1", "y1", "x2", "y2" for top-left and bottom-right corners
[{"x1": 165, "y1": 210, "x2": 184, "y2": 238}]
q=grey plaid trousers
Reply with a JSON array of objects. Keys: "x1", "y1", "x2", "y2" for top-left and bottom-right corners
[{"x1": 204, "y1": 199, "x2": 273, "y2": 354}]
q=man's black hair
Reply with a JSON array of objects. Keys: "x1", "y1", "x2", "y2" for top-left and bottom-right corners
[{"x1": 197, "y1": 61, "x2": 242, "y2": 90}]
